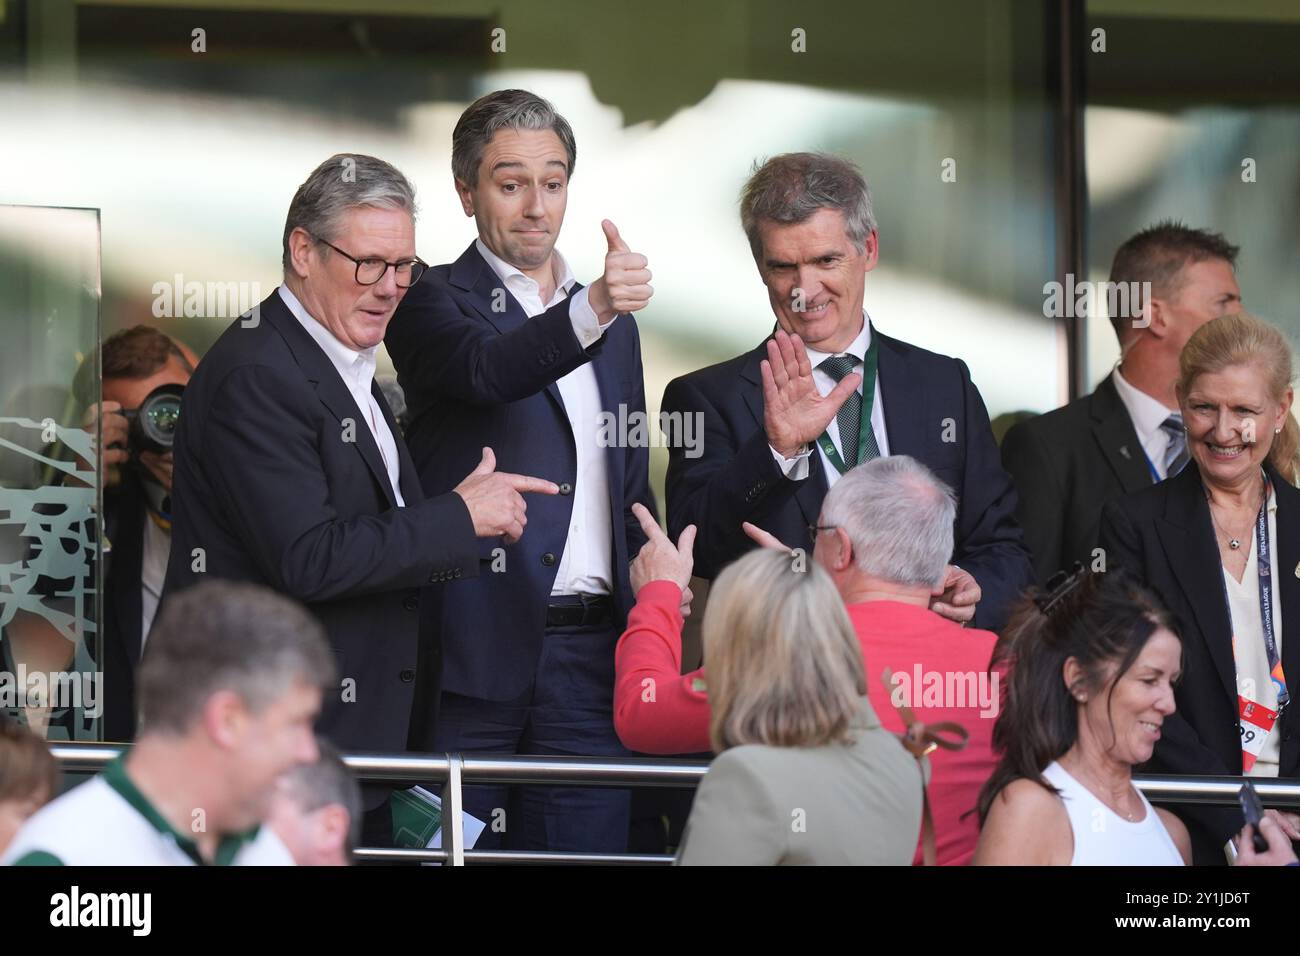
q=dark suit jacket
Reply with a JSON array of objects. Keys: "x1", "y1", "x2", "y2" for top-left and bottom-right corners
[
  {"x1": 1002, "y1": 373, "x2": 1153, "y2": 586},
  {"x1": 662, "y1": 327, "x2": 1033, "y2": 633},
  {"x1": 385, "y1": 242, "x2": 654, "y2": 702},
  {"x1": 100, "y1": 473, "x2": 148, "y2": 742},
  {"x1": 1098, "y1": 461, "x2": 1300, "y2": 864},
  {"x1": 162, "y1": 289, "x2": 478, "y2": 802}
]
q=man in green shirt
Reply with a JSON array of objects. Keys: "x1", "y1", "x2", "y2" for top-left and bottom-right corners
[{"x1": 4, "y1": 580, "x2": 335, "y2": 865}]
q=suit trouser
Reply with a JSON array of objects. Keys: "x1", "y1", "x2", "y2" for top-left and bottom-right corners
[{"x1": 432, "y1": 617, "x2": 631, "y2": 854}]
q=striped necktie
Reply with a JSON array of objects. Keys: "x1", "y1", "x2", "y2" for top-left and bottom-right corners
[
  {"x1": 1160, "y1": 413, "x2": 1189, "y2": 478},
  {"x1": 818, "y1": 354, "x2": 878, "y2": 468}
]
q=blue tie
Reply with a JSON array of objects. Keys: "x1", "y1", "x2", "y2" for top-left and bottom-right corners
[{"x1": 1161, "y1": 414, "x2": 1189, "y2": 478}]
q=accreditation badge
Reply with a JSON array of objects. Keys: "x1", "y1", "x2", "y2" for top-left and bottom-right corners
[{"x1": 1238, "y1": 696, "x2": 1279, "y2": 772}]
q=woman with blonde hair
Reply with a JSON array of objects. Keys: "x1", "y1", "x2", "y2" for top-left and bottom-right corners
[
  {"x1": 1099, "y1": 312, "x2": 1300, "y2": 864},
  {"x1": 673, "y1": 548, "x2": 923, "y2": 865}
]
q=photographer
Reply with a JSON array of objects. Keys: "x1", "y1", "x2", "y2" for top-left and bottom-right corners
[{"x1": 73, "y1": 325, "x2": 197, "y2": 741}]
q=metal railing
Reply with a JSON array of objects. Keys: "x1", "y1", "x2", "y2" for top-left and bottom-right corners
[{"x1": 48, "y1": 742, "x2": 1300, "y2": 865}]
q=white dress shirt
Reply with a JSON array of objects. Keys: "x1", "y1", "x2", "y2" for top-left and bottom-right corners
[
  {"x1": 278, "y1": 284, "x2": 405, "y2": 506},
  {"x1": 1225, "y1": 486, "x2": 1284, "y2": 777},
  {"x1": 770, "y1": 313, "x2": 889, "y2": 487},
  {"x1": 1112, "y1": 364, "x2": 1178, "y2": 480},
  {"x1": 474, "y1": 239, "x2": 615, "y2": 596}
]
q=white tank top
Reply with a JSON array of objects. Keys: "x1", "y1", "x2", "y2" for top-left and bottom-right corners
[{"x1": 1042, "y1": 761, "x2": 1184, "y2": 866}]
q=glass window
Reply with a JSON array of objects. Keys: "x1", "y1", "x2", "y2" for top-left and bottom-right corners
[{"x1": 0, "y1": 203, "x2": 103, "y2": 741}]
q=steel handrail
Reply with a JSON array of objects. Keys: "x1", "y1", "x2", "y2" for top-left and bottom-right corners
[{"x1": 46, "y1": 742, "x2": 1300, "y2": 864}]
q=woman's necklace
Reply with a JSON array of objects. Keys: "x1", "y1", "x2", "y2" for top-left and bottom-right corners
[
  {"x1": 1208, "y1": 469, "x2": 1266, "y2": 551},
  {"x1": 1063, "y1": 754, "x2": 1138, "y2": 821}
]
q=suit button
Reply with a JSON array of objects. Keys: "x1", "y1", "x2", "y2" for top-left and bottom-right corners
[
  {"x1": 542, "y1": 552, "x2": 556, "y2": 567},
  {"x1": 399, "y1": 668, "x2": 415, "y2": 683},
  {"x1": 403, "y1": 595, "x2": 419, "y2": 611},
  {"x1": 559, "y1": 482, "x2": 573, "y2": 496}
]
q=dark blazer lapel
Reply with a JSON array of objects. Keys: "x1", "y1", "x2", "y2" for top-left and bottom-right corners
[
  {"x1": 739, "y1": 337, "x2": 827, "y2": 528},
  {"x1": 739, "y1": 341, "x2": 766, "y2": 435},
  {"x1": 590, "y1": 334, "x2": 626, "y2": 533},
  {"x1": 372, "y1": 381, "x2": 423, "y2": 505},
  {"x1": 1090, "y1": 373, "x2": 1154, "y2": 493},
  {"x1": 876, "y1": 330, "x2": 925, "y2": 460},
  {"x1": 449, "y1": 241, "x2": 567, "y2": 410},
  {"x1": 1155, "y1": 466, "x2": 1237, "y2": 704},
  {"x1": 1266, "y1": 462, "x2": 1300, "y2": 770},
  {"x1": 448, "y1": 242, "x2": 528, "y2": 335},
  {"x1": 263, "y1": 290, "x2": 397, "y2": 510}
]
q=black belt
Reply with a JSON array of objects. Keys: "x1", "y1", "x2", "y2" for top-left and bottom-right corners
[{"x1": 546, "y1": 595, "x2": 613, "y2": 628}]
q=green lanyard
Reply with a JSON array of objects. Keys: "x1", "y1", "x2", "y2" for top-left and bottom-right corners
[{"x1": 814, "y1": 333, "x2": 880, "y2": 475}]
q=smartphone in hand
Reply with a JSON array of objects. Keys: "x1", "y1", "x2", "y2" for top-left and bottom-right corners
[{"x1": 1237, "y1": 781, "x2": 1269, "y2": 853}]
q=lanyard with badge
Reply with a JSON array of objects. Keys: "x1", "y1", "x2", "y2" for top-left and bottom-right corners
[
  {"x1": 814, "y1": 334, "x2": 880, "y2": 475},
  {"x1": 1229, "y1": 473, "x2": 1290, "y2": 772}
]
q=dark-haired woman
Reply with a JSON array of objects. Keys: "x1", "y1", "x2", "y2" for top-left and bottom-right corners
[{"x1": 974, "y1": 569, "x2": 1192, "y2": 865}]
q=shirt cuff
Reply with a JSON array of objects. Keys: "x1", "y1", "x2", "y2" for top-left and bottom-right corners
[
  {"x1": 569, "y1": 286, "x2": 614, "y2": 348},
  {"x1": 769, "y1": 443, "x2": 812, "y2": 480}
]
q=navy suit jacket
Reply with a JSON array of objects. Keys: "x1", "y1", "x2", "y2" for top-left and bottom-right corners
[
  {"x1": 1002, "y1": 373, "x2": 1154, "y2": 586},
  {"x1": 162, "y1": 290, "x2": 478, "y2": 801},
  {"x1": 386, "y1": 242, "x2": 654, "y2": 702},
  {"x1": 662, "y1": 327, "x2": 1033, "y2": 633},
  {"x1": 1099, "y1": 461, "x2": 1300, "y2": 865}
]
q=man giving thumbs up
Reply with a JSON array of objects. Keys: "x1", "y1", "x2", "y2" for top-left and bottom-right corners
[{"x1": 385, "y1": 89, "x2": 658, "y2": 855}]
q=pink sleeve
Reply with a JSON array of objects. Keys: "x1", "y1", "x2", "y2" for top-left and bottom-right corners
[{"x1": 613, "y1": 580, "x2": 713, "y2": 755}]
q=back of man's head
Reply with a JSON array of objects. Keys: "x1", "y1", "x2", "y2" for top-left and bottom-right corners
[
  {"x1": 268, "y1": 737, "x2": 361, "y2": 866},
  {"x1": 138, "y1": 580, "x2": 335, "y2": 737},
  {"x1": 821, "y1": 456, "x2": 956, "y2": 590},
  {"x1": 1107, "y1": 221, "x2": 1239, "y2": 344}
]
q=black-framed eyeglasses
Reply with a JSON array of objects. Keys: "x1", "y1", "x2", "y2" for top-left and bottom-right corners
[
  {"x1": 808, "y1": 524, "x2": 838, "y2": 539},
  {"x1": 312, "y1": 234, "x2": 428, "y2": 288}
]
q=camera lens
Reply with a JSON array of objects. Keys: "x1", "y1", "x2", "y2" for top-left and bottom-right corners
[
  {"x1": 129, "y1": 383, "x2": 185, "y2": 455},
  {"x1": 142, "y1": 394, "x2": 181, "y2": 443}
]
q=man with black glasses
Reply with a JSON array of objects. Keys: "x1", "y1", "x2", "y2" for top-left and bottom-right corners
[{"x1": 162, "y1": 153, "x2": 557, "y2": 845}]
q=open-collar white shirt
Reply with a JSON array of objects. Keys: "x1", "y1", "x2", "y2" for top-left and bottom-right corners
[
  {"x1": 278, "y1": 284, "x2": 405, "y2": 507},
  {"x1": 475, "y1": 239, "x2": 614, "y2": 596}
]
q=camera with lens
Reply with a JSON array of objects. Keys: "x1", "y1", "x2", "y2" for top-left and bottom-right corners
[{"x1": 122, "y1": 383, "x2": 184, "y2": 456}]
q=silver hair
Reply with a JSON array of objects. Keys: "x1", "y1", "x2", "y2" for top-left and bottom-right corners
[
  {"x1": 281, "y1": 153, "x2": 418, "y2": 272},
  {"x1": 451, "y1": 89, "x2": 577, "y2": 187},
  {"x1": 740, "y1": 152, "x2": 876, "y2": 262},
  {"x1": 138, "y1": 580, "x2": 336, "y2": 735},
  {"x1": 280, "y1": 737, "x2": 362, "y2": 854},
  {"x1": 821, "y1": 455, "x2": 956, "y2": 589}
]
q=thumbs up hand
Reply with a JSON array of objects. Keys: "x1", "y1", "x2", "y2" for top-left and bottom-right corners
[{"x1": 588, "y1": 219, "x2": 653, "y2": 323}]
